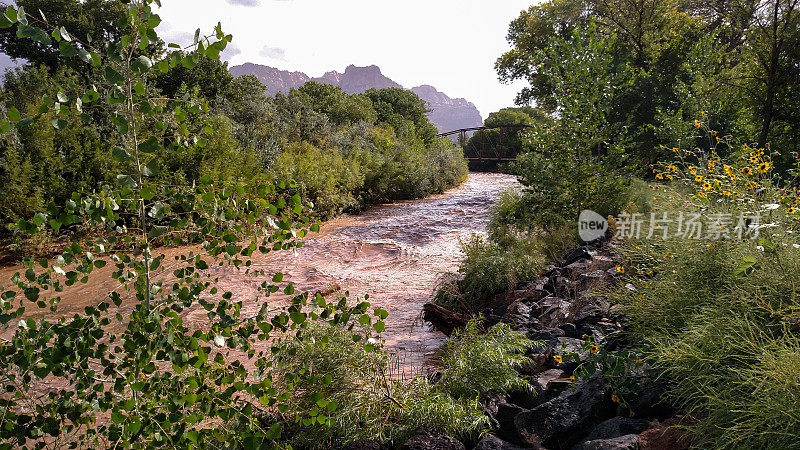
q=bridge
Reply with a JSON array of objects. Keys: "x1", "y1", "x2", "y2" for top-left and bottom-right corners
[{"x1": 437, "y1": 124, "x2": 533, "y2": 162}]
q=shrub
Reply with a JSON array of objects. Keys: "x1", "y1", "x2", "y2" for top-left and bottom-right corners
[
  {"x1": 438, "y1": 317, "x2": 537, "y2": 398},
  {"x1": 434, "y1": 235, "x2": 544, "y2": 314},
  {"x1": 272, "y1": 318, "x2": 489, "y2": 448}
]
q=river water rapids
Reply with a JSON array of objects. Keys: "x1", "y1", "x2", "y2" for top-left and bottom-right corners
[
  {"x1": 1, "y1": 172, "x2": 519, "y2": 373},
  {"x1": 200, "y1": 171, "x2": 519, "y2": 372}
]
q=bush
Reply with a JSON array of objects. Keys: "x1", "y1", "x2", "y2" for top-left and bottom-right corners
[
  {"x1": 272, "y1": 319, "x2": 490, "y2": 448},
  {"x1": 438, "y1": 317, "x2": 537, "y2": 398},
  {"x1": 434, "y1": 235, "x2": 544, "y2": 314}
]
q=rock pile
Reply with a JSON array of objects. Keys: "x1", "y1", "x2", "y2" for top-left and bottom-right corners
[{"x1": 417, "y1": 238, "x2": 695, "y2": 450}]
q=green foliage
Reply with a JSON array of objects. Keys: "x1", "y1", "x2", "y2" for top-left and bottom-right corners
[
  {"x1": 615, "y1": 236, "x2": 800, "y2": 448},
  {"x1": 438, "y1": 317, "x2": 537, "y2": 399},
  {"x1": 271, "y1": 141, "x2": 363, "y2": 218},
  {"x1": 464, "y1": 106, "x2": 549, "y2": 162},
  {"x1": 0, "y1": 20, "x2": 468, "y2": 243},
  {"x1": 152, "y1": 53, "x2": 234, "y2": 102},
  {"x1": 364, "y1": 87, "x2": 438, "y2": 145},
  {"x1": 0, "y1": 0, "x2": 127, "y2": 71},
  {"x1": 610, "y1": 147, "x2": 800, "y2": 447},
  {"x1": 491, "y1": 23, "x2": 633, "y2": 244},
  {"x1": 273, "y1": 318, "x2": 490, "y2": 448},
  {"x1": 558, "y1": 336, "x2": 648, "y2": 415},
  {"x1": 497, "y1": 0, "x2": 800, "y2": 169},
  {"x1": 435, "y1": 234, "x2": 544, "y2": 314}
]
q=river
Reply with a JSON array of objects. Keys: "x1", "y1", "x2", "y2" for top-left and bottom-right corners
[
  {"x1": 195, "y1": 171, "x2": 519, "y2": 374},
  {"x1": 1, "y1": 172, "x2": 519, "y2": 374}
]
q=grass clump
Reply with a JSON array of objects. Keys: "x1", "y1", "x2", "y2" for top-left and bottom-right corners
[
  {"x1": 616, "y1": 236, "x2": 800, "y2": 448},
  {"x1": 434, "y1": 234, "x2": 544, "y2": 314},
  {"x1": 271, "y1": 315, "x2": 534, "y2": 448}
]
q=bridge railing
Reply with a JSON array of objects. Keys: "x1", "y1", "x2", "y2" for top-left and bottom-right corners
[{"x1": 437, "y1": 124, "x2": 533, "y2": 162}]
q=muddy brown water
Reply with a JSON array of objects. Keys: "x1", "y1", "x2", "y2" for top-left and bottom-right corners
[{"x1": 1, "y1": 172, "x2": 519, "y2": 372}]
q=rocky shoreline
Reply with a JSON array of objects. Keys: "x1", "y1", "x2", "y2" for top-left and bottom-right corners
[{"x1": 370, "y1": 239, "x2": 697, "y2": 450}]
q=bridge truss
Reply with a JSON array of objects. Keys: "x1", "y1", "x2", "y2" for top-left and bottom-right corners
[{"x1": 437, "y1": 124, "x2": 533, "y2": 162}]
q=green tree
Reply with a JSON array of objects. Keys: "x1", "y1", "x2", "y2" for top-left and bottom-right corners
[
  {"x1": 0, "y1": 0, "x2": 127, "y2": 71},
  {"x1": 296, "y1": 81, "x2": 377, "y2": 127},
  {"x1": 151, "y1": 52, "x2": 234, "y2": 102},
  {"x1": 364, "y1": 87, "x2": 438, "y2": 144}
]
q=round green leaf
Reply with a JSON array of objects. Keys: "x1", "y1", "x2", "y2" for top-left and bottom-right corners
[
  {"x1": 131, "y1": 55, "x2": 152, "y2": 73},
  {"x1": 51, "y1": 118, "x2": 68, "y2": 130},
  {"x1": 111, "y1": 146, "x2": 131, "y2": 162}
]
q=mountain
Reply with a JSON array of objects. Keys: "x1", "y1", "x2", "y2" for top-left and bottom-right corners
[
  {"x1": 312, "y1": 65, "x2": 402, "y2": 94},
  {"x1": 229, "y1": 63, "x2": 310, "y2": 97},
  {"x1": 227, "y1": 63, "x2": 482, "y2": 133},
  {"x1": 411, "y1": 85, "x2": 483, "y2": 133}
]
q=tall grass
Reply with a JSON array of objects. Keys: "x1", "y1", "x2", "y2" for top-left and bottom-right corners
[
  {"x1": 272, "y1": 316, "x2": 533, "y2": 448},
  {"x1": 613, "y1": 187, "x2": 800, "y2": 448}
]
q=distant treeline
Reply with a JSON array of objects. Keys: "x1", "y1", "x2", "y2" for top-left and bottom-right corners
[{"x1": 0, "y1": 0, "x2": 466, "y2": 242}]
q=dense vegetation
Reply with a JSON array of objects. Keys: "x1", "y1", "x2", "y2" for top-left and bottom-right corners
[
  {"x1": 439, "y1": 0, "x2": 800, "y2": 447},
  {"x1": 462, "y1": 106, "x2": 548, "y2": 163},
  {"x1": 0, "y1": 1, "x2": 530, "y2": 449},
  {"x1": 0, "y1": 0, "x2": 466, "y2": 250},
  {"x1": 1, "y1": 0, "x2": 798, "y2": 447}
]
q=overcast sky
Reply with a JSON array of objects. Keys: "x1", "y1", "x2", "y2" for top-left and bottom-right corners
[{"x1": 155, "y1": 0, "x2": 535, "y2": 118}]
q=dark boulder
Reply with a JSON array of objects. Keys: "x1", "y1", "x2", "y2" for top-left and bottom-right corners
[
  {"x1": 526, "y1": 327, "x2": 566, "y2": 342},
  {"x1": 479, "y1": 392, "x2": 527, "y2": 443},
  {"x1": 514, "y1": 373, "x2": 614, "y2": 449},
  {"x1": 628, "y1": 380, "x2": 675, "y2": 420},
  {"x1": 580, "y1": 417, "x2": 650, "y2": 442}
]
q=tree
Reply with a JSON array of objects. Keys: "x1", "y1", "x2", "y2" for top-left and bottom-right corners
[
  {"x1": 363, "y1": 87, "x2": 438, "y2": 144},
  {"x1": 151, "y1": 52, "x2": 234, "y2": 103},
  {"x1": 464, "y1": 107, "x2": 549, "y2": 161},
  {"x1": 0, "y1": 0, "x2": 127, "y2": 71},
  {"x1": 296, "y1": 81, "x2": 377, "y2": 127}
]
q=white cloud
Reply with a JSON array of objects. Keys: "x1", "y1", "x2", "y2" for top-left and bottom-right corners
[
  {"x1": 225, "y1": 0, "x2": 260, "y2": 6},
  {"x1": 258, "y1": 45, "x2": 286, "y2": 61},
  {"x1": 221, "y1": 43, "x2": 242, "y2": 61}
]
